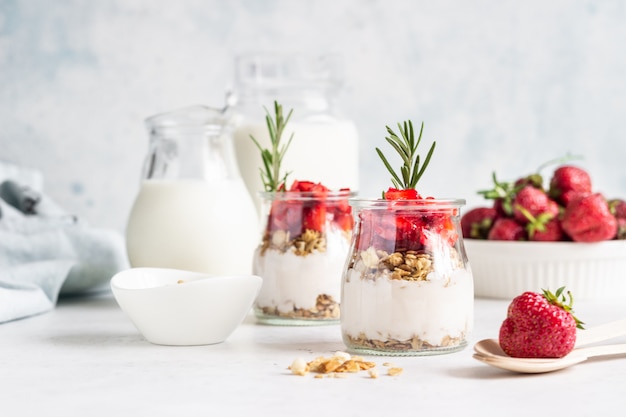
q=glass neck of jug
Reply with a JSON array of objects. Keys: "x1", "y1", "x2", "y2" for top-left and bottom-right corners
[{"x1": 142, "y1": 105, "x2": 242, "y2": 182}]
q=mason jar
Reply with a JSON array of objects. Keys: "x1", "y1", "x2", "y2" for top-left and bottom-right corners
[
  {"x1": 340, "y1": 198, "x2": 474, "y2": 355},
  {"x1": 253, "y1": 186, "x2": 354, "y2": 325}
]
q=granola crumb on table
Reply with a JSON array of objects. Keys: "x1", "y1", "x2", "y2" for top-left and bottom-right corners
[{"x1": 288, "y1": 351, "x2": 403, "y2": 379}]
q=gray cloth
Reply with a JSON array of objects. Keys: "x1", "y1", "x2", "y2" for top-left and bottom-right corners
[{"x1": 0, "y1": 162, "x2": 129, "y2": 323}]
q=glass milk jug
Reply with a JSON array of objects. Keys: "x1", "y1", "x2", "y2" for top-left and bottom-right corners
[
  {"x1": 125, "y1": 105, "x2": 258, "y2": 275},
  {"x1": 230, "y1": 53, "x2": 360, "y2": 211}
]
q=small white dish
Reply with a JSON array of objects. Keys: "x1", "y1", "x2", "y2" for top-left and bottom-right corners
[
  {"x1": 464, "y1": 239, "x2": 626, "y2": 300},
  {"x1": 110, "y1": 267, "x2": 262, "y2": 346}
]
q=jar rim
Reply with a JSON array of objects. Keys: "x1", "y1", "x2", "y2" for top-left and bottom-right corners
[
  {"x1": 258, "y1": 190, "x2": 356, "y2": 201},
  {"x1": 348, "y1": 198, "x2": 466, "y2": 209}
]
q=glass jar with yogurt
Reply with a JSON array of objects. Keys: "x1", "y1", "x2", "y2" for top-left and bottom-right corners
[
  {"x1": 340, "y1": 198, "x2": 474, "y2": 355},
  {"x1": 230, "y1": 53, "x2": 359, "y2": 213},
  {"x1": 253, "y1": 183, "x2": 354, "y2": 325}
]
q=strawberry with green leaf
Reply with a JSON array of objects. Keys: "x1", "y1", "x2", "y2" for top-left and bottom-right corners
[{"x1": 499, "y1": 287, "x2": 584, "y2": 358}]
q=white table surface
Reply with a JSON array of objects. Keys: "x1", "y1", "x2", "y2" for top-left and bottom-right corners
[{"x1": 1, "y1": 291, "x2": 625, "y2": 417}]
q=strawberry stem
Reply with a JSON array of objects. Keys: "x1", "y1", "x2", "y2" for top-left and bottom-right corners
[{"x1": 542, "y1": 287, "x2": 585, "y2": 329}]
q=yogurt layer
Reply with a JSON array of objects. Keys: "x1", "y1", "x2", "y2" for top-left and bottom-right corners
[
  {"x1": 341, "y1": 256, "x2": 474, "y2": 347},
  {"x1": 253, "y1": 229, "x2": 350, "y2": 314}
]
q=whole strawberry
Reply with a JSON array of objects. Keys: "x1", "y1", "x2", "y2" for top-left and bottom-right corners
[
  {"x1": 499, "y1": 287, "x2": 583, "y2": 358},
  {"x1": 549, "y1": 165, "x2": 592, "y2": 206},
  {"x1": 487, "y1": 218, "x2": 526, "y2": 241},
  {"x1": 609, "y1": 198, "x2": 626, "y2": 220},
  {"x1": 609, "y1": 199, "x2": 626, "y2": 239},
  {"x1": 512, "y1": 185, "x2": 558, "y2": 225},
  {"x1": 461, "y1": 207, "x2": 497, "y2": 239},
  {"x1": 516, "y1": 202, "x2": 564, "y2": 241},
  {"x1": 561, "y1": 193, "x2": 617, "y2": 242}
]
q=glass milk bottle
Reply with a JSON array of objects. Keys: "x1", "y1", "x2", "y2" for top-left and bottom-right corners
[
  {"x1": 125, "y1": 105, "x2": 258, "y2": 275},
  {"x1": 230, "y1": 53, "x2": 360, "y2": 212}
]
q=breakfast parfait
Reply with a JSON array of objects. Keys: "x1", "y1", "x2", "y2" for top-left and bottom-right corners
[
  {"x1": 249, "y1": 101, "x2": 353, "y2": 325},
  {"x1": 340, "y1": 121, "x2": 474, "y2": 355}
]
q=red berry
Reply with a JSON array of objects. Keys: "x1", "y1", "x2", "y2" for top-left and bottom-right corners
[
  {"x1": 530, "y1": 217, "x2": 565, "y2": 242},
  {"x1": 383, "y1": 187, "x2": 421, "y2": 200},
  {"x1": 499, "y1": 287, "x2": 582, "y2": 358},
  {"x1": 561, "y1": 193, "x2": 617, "y2": 242},
  {"x1": 512, "y1": 186, "x2": 555, "y2": 225},
  {"x1": 302, "y1": 204, "x2": 326, "y2": 233},
  {"x1": 609, "y1": 199, "x2": 626, "y2": 219},
  {"x1": 487, "y1": 218, "x2": 526, "y2": 241},
  {"x1": 549, "y1": 166, "x2": 592, "y2": 206},
  {"x1": 616, "y1": 218, "x2": 626, "y2": 240},
  {"x1": 461, "y1": 207, "x2": 497, "y2": 239},
  {"x1": 267, "y1": 181, "x2": 352, "y2": 236}
]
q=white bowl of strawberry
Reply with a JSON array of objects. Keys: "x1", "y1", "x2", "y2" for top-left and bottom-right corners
[{"x1": 462, "y1": 164, "x2": 626, "y2": 300}]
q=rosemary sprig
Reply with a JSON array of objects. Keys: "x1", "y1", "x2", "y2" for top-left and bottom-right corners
[
  {"x1": 250, "y1": 101, "x2": 294, "y2": 192},
  {"x1": 375, "y1": 120, "x2": 436, "y2": 190}
]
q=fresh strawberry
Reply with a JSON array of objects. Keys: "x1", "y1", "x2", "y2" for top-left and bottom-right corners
[
  {"x1": 560, "y1": 190, "x2": 590, "y2": 207},
  {"x1": 384, "y1": 187, "x2": 421, "y2": 200},
  {"x1": 327, "y1": 188, "x2": 354, "y2": 232},
  {"x1": 512, "y1": 185, "x2": 557, "y2": 225},
  {"x1": 333, "y1": 212, "x2": 354, "y2": 232},
  {"x1": 289, "y1": 180, "x2": 329, "y2": 198},
  {"x1": 266, "y1": 180, "x2": 351, "y2": 236},
  {"x1": 461, "y1": 207, "x2": 497, "y2": 239},
  {"x1": 530, "y1": 217, "x2": 565, "y2": 241},
  {"x1": 499, "y1": 287, "x2": 583, "y2": 358},
  {"x1": 302, "y1": 203, "x2": 326, "y2": 233},
  {"x1": 561, "y1": 193, "x2": 617, "y2": 242},
  {"x1": 487, "y1": 218, "x2": 526, "y2": 241},
  {"x1": 268, "y1": 198, "x2": 303, "y2": 237},
  {"x1": 516, "y1": 205, "x2": 564, "y2": 241},
  {"x1": 549, "y1": 165, "x2": 592, "y2": 206},
  {"x1": 609, "y1": 198, "x2": 626, "y2": 219},
  {"x1": 616, "y1": 218, "x2": 626, "y2": 240},
  {"x1": 609, "y1": 199, "x2": 626, "y2": 239}
]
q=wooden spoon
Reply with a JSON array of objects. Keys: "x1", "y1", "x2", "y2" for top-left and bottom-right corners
[
  {"x1": 473, "y1": 318, "x2": 626, "y2": 373},
  {"x1": 473, "y1": 343, "x2": 626, "y2": 373}
]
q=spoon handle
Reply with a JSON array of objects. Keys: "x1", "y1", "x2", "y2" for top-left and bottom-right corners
[
  {"x1": 576, "y1": 343, "x2": 626, "y2": 359},
  {"x1": 575, "y1": 318, "x2": 626, "y2": 348}
]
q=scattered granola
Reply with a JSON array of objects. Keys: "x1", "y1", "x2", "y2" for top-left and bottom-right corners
[
  {"x1": 288, "y1": 351, "x2": 402, "y2": 379},
  {"x1": 387, "y1": 367, "x2": 403, "y2": 376}
]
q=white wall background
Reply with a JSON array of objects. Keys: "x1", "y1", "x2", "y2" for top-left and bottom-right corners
[{"x1": 1, "y1": 0, "x2": 625, "y2": 233}]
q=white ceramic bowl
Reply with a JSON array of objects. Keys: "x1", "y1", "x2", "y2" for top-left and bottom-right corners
[
  {"x1": 110, "y1": 268, "x2": 262, "y2": 346},
  {"x1": 464, "y1": 239, "x2": 626, "y2": 301}
]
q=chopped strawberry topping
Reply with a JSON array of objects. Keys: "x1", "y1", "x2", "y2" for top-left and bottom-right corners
[
  {"x1": 383, "y1": 187, "x2": 421, "y2": 200},
  {"x1": 265, "y1": 180, "x2": 353, "y2": 237}
]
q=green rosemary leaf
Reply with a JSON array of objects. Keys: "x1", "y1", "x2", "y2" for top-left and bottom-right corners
[
  {"x1": 377, "y1": 120, "x2": 436, "y2": 191},
  {"x1": 375, "y1": 148, "x2": 403, "y2": 187},
  {"x1": 250, "y1": 100, "x2": 294, "y2": 192}
]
